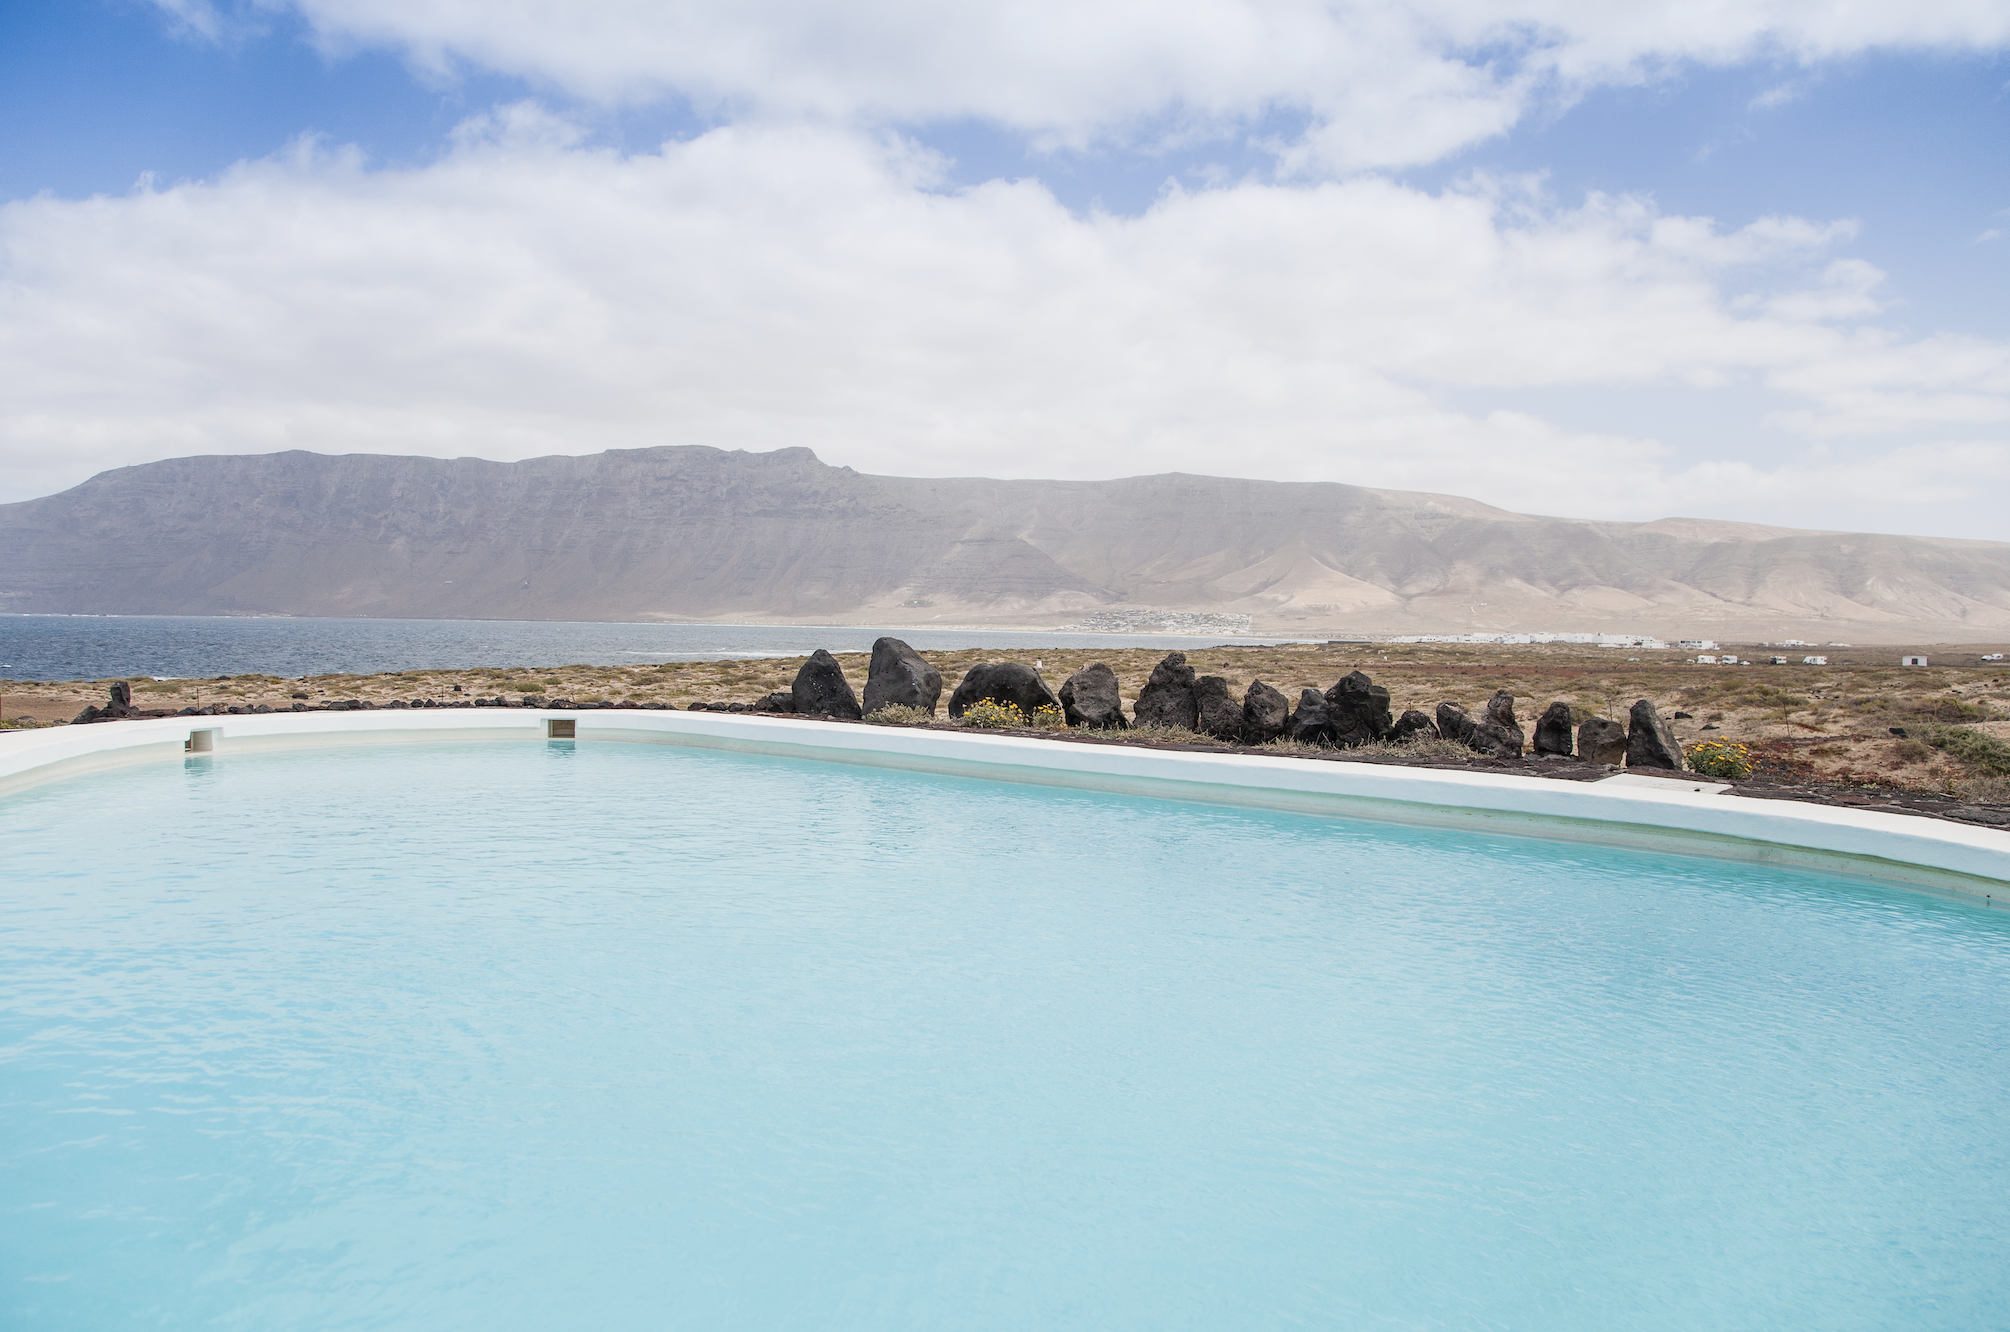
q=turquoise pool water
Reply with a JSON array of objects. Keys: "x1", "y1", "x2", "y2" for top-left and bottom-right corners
[{"x1": 5, "y1": 740, "x2": 2008, "y2": 1329}]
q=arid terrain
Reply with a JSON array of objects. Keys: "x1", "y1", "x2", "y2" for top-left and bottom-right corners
[
  {"x1": 8, "y1": 640, "x2": 2008, "y2": 806},
  {"x1": 6, "y1": 446, "x2": 2009, "y2": 640}
]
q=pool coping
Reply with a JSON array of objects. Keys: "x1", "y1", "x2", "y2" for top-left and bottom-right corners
[{"x1": 5, "y1": 709, "x2": 2006, "y2": 903}]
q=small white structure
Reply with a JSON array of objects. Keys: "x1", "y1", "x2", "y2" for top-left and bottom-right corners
[
  {"x1": 1678, "y1": 640, "x2": 1717, "y2": 651},
  {"x1": 1803, "y1": 656, "x2": 1828, "y2": 666},
  {"x1": 1695, "y1": 655, "x2": 1718, "y2": 664},
  {"x1": 1983, "y1": 654, "x2": 2005, "y2": 662},
  {"x1": 1769, "y1": 656, "x2": 1789, "y2": 665},
  {"x1": 1901, "y1": 656, "x2": 1929, "y2": 667}
]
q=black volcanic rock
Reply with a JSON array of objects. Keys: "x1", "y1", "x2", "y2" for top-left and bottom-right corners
[
  {"x1": 753, "y1": 690, "x2": 796, "y2": 713},
  {"x1": 791, "y1": 649, "x2": 862, "y2": 719},
  {"x1": 1241, "y1": 680, "x2": 1292, "y2": 744},
  {"x1": 1193, "y1": 675, "x2": 1243, "y2": 741},
  {"x1": 1438, "y1": 700, "x2": 1518, "y2": 758},
  {"x1": 1391, "y1": 709, "x2": 1439, "y2": 743},
  {"x1": 1132, "y1": 652, "x2": 1198, "y2": 729},
  {"x1": 1534, "y1": 702, "x2": 1575, "y2": 756},
  {"x1": 1482, "y1": 690, "x2": 1525, "y2": 755},
  {"x1": 1324, "y1": 670, "x2": 1393, "y2": 747},
  {"x1": 1578, "y1": 717, "x2": 1627, "y2": 765},
  {"x1": 1626, "y1": 699, "x2": 1685, "y2": 770},
  {"x1": 947, "y1": 662, "x2": 1059, "y2": 720},
  {"x1": 862, "y1": 637, "x2": 941, "y2": 716},
  {"x1": 1059, "y1": 662, "x2": 1126, "y2": 729},
  {"x1": 1287, "y1": 689, "x2": 1333, "y2": 745}
]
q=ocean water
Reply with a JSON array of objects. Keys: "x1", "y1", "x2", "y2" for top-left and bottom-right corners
[
  {"x1": 0, "y1": 615, "x2": 1292, "y2": 682},
  {"x1": 5, "y1": 740, "x2": 2008, "y2": 1329}
]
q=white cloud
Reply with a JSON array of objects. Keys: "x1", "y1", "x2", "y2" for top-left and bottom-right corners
[
  {"x1": 4, "y1": 115, "x2": 2007, "y2": 536},
  {"x1": 154, "y1": 0, "x2": 2010, "y2": 171}
]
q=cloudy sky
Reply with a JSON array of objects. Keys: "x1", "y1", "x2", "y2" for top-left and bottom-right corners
[{"x1": 3, "y1": 2, "x2": 2008, "y2": 538}]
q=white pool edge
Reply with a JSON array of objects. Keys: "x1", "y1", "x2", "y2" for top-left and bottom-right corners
[{"x1": 5, "y1": 709, "x2": 2005, "y2": 902}]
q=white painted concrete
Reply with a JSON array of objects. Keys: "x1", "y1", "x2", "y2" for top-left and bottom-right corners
[
  {"x1": 3, "y1": 709, "x2": 2004, "y2": 900},
  {"x1": 1597, "y1": 773, "x2": 1732, "y2": 796}
]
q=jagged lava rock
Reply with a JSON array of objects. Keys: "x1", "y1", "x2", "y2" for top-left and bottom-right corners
[
  {"x1": 947, "y1": 662, "x2": 1060, "y2": 719},
  {"x1": 790, "y1": 648, "x2": 862, "y2": 719},
  {"x1": 1577, "y1": 717, "x2": 1626, "y2": 765},
  {"x1": 1059, "y1": 662, "x2": 1126, "y2": 729},
  {"x1": 1324, "y1": 670, "x2": 1394, "y2": 747},
  {"x1": 753, "y1": 690, "x2": 796, "y2": 713},
  {"x1": 1132, "y1": 652, "x2": 1199, "y2": 729},
  {"x1": 862, "y1": 636, "x2": 941, "y2": 716},
  {"x1": 1391, "y1": 709, "x2": 1439, "y2": 743},
  {"x1": 1482, "y1": 690, "x2": 1525, "y2": 755},
  {"x1": 1438, "y1": 700, "x2": 1519, "y2": 758},
  {"x1": 1626, "y1": 699, "x2": 1685, "y2": 770},
  {"x1": 1241, "y1": 680, "x2": 1292, "y2": 744},
  {"x1": 1287, "y1": 689, "x2": 1334, "y2": 744},
  {"x1": 1193, "y1": 675, "x2": 1243, "y2": 741},
  {"x1": 1533, "y1": 702, "x2": 1574, "y2": 756}
]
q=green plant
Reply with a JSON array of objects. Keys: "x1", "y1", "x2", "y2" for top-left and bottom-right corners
[
  {"x1": 1922, "y1": 725, "x2": 2010, "y2": 776},
  {"x1": 1025, "y1": 703, "x2": 1066, "y2": 730},
  {"x1": 959, "y1": 699, "x2": 1029, "y2": 728},
  {"x1": 1685, "y1": 738, "x2": 1753, "y2": 780}
]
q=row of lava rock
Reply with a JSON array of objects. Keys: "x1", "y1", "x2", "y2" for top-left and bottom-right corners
[
  {"x1": 67, "y1": 638, "x2": 1688, "y2": 770},
  {"x1": 745, "y1": 639, "x2": 1688, "y2": 770}
]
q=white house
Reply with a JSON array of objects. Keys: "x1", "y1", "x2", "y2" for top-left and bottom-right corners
[
  {"x1": 1802, "y1": 656, "x2": 1828, "y2": 666},
  {"x1": 1901, "y1": 656, "x2": 1929, "y2": 667}
]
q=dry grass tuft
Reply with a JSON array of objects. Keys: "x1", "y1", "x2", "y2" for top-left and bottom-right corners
[{"x1": 864, "y1": 704, "x2": 933, "y2": 725}]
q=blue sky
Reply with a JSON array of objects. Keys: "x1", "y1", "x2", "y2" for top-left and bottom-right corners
[{"x1": 2, "y1": 0, "x2": 2008, "y2": 538}]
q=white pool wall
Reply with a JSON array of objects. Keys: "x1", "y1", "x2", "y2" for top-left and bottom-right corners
[{"x1": 3, "y1": 709, "x2": 2004, "y2": 902}]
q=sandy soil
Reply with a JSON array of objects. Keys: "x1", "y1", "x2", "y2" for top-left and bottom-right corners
[{"x1": 7, "y1": 640, "x2": 2008, "y2": 804}]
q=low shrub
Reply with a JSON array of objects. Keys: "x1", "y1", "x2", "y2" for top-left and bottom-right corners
[
  {"x1": 1897, "y1": 698, "x2": 1988, "y2": 723},
  {"x1": 1365, "y1": 735, "x2": 1475, "y2": 762},
  {"x1": 959, "y1": 699, "x2": 1029, "y2": 729},
  {"x1": 1955, "y1": 774, "x2": 2010, "y2": 805},
  {"x1": 1128, "y1": 722, "x2": 1220, "y2": 745},
  {"x1": 1685, "y1": 738, "x2": 1753, "y2": 780},
  {"x1": 865, "y1": 704, "x2": 933, "y2": 725},
  {"x1": 1892, "y1": 738, "x2": 1933, "y2": 763},
  {"x1": 1025, "y1": 703, "x2": 1066, "y2": 730},
  {"x1": 1923, "y1": 725, "x2": 2010, "y2": 776}
]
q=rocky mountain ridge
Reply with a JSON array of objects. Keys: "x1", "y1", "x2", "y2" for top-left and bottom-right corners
[{"x1": 4, "y1": 445, "x2": 2007, "y2": 641}]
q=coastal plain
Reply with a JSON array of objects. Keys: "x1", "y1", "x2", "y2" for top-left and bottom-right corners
[{"x1": 8, "y1": 640, "x2": 2008, "y2": 806}]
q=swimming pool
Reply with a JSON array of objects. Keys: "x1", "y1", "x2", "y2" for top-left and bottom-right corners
[{"x1": 6, "y1": 736, "x2": 2009, "y2": 1328}]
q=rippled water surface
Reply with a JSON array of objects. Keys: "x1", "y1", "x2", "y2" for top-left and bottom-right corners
[
  {"x1": 5, "y1": 741, "x2": 2008, "y2": 1329},
  {"x1": 0, "y1": 614, "x2": 1286, "y2": 681}
]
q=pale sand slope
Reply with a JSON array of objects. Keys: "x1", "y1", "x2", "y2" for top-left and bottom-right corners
[{"x1": 2, "y1": 446, "x2": 2005, "y2": 643}]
